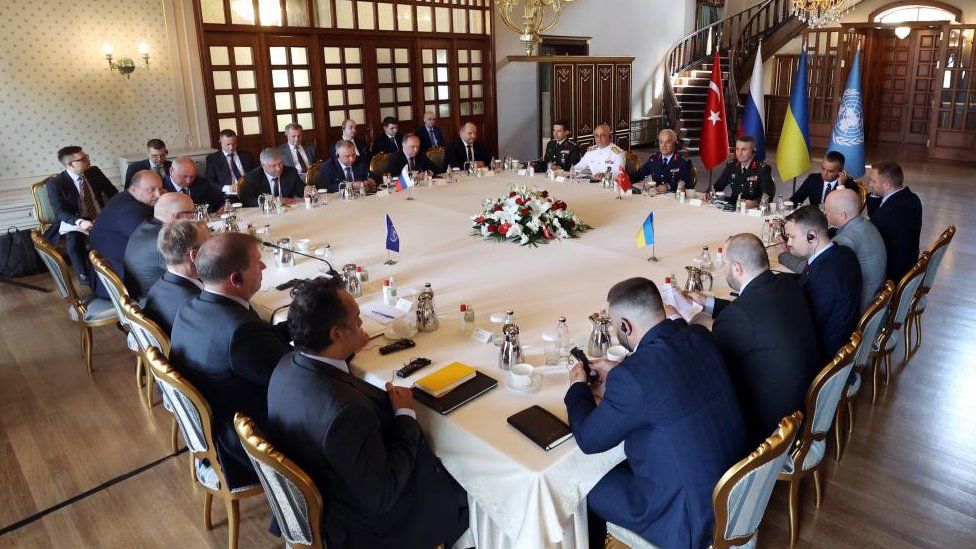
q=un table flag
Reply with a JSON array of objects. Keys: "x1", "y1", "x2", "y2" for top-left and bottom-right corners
[{"x1": 385, "y1": 214, "x2": 400, "y2": 253}]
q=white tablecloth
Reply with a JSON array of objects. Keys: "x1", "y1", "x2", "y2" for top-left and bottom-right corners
[{"x1": 243, "y1": 174, "x2": 770, "y2": 548}]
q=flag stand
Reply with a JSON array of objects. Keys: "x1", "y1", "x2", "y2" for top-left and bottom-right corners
[
  {"x1": 792, "y1": 177, "x2": 797, "y2": 195},
  {"x1": 405, "y1": 186, "x2": 414, "y2": 201},
  {"x1": 646, "y1": 243, "x2": 658, "y2": 262},
  {"x1": 384, "y1": 250, "x2": 397, "y2": 265}
]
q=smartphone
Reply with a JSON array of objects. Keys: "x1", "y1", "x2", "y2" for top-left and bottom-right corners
[{"x1": 569, "y1": 347, "x2": 596, "y2": 383}]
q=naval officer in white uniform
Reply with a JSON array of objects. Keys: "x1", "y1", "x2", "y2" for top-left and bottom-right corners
[{"x1": 572, "y1": 124, "x2": 625, "y2": 181}]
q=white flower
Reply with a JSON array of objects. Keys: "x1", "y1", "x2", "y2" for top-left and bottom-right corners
[
  {"x1": 480, "y1": 225, "x2": 492, "y2": 237},
  {"x1": 556, "y1": 228, "x2": 569, "y2": 239},
  {"x1": 526, "y1": 218, "x2": 541, "y2": 233},
  {"x1": 519, "y1": 234, "x2": 530, "y2": 245},
  {"x1": 506, "y1": 223, "x2": 523, "y2": 239}
]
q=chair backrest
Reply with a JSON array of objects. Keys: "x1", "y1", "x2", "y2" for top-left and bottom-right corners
[
  {"x1": 369, "y1": 152, "x2": 390, "y2": 175},
  {"x1": 623, "y1": 151, "x2": 640, "y2": 174},
  {"x1": 30, "y1": 175, "x2": 58, "y2": 232},
  {"x1": 233, "y1": 174, "x2": 247, "y2": 201},
  {"x1": 852, "y1": 178, "x2": 868, "y2": 212},
  {"x1": 890, "y1": 254, "x2": 929, "y2": 327},
  {"x1": 689, "y1": 163, "x2": 699, "y2": 187},
  {"x1": 802, "y1": 333, "x2": 861, "y2": 449},
  {"x1": 853, "y1": 281, "x2": 894, "y2": 369},
  {"x1": 305, "y1": 161, "x2": 323, "y2": 188},
  {"x1": 120, "y1": 295, "x2": 171, "y2": 356},
  {"x1": 426, "y1": 146, "x2": 445, "y2": 170},
  {"x1": 235, "y1": 413, "x2": 324, "y2": 549},
  {"x1": 921, "y1": 225, "x2": 955, "y2": 291},
  {"x1": 30, "y1": 230, "x2": 80, "y2": 304},
  {"x1": 89, "y1": 249, "x2": 131, "y2": 327},
  {"x1": 712, "y1": 411, "x2": 802, "y2": 549}
]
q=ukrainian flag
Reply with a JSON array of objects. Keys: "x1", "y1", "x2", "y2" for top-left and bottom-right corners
[
  {"x1": 776, "y1": 50, "x2": 810, "y2": 181},
  {"x1": 635, "y1": 212, "x2": 654, "y2": 248}
]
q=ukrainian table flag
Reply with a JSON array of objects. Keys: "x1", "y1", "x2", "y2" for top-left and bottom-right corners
[
  {"x1": 776, "y1": 50, "x2": 810, "y2": 181},
  {"x1": 635, "y1": 212, "x2": 654, "y2": 248}
]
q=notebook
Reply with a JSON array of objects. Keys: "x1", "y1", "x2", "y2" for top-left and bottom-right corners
[
  {"x1": 413, "y1": 371, "x2": 497, "y2": 415},
  {"x1": 507, "y1": 405, "x2": 574, "y2": 451},
  {"x1": 415, "y1": 362, "x2": 477, "y2": 398}
]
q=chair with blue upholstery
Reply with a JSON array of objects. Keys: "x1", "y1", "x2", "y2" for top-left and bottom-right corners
[
  {"x1": 235, "y1": 413, "x2": 325, "y2": 549},
  {"x1": 907, "y1": 225, "x2": 955, "y2": 354},
  {"x1": 776, "y1": 332, "x2": 860, "y2": 546},
  {"x1": 29, "y1": 175, "x2": 58, "y2": 235},
  {"x1": 89, "y1": 250, "x2": 144, "y2": 391},
  {"x1": 144, "y1": 346, "x2": 263, "y2": 549},
  {"x1": 31, "y1": 230, "x2": 118, "y2": 374},
  {"x1": 872, "y1": 254, "x2": 929, "y2": 392}
]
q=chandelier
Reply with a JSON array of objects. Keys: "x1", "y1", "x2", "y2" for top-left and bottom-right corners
[
  {"x1": 498, "y1": 0, "x2": 575, "y2": 55},
  {"x1": 791, "y1": 0, "x2": 854, "y2": 28}
]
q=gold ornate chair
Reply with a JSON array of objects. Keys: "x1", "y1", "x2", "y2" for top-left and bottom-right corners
[
  {"x1": 30, "y1": 175, "x2": 58, "y2": 234},
  {"x1": 776, "y1": 332, "x2": 860, "y2": 546},
  {"x1": 871, "y1": 254, "x2": 929, "y2": 392},
  {"x1": 851, "y1": 178, "x2": 868, "y2": 212},
  {"x1": 906, "y1": 225, "x2": 956, "y2": 354},
  {"x1": 89, "y1": 250, "x2": 143, "y2": 391},
  {"x1": 119, "y1": 294, "x2": 174, "y2": 410},
  {"x1": 426, "y1": 146, "x2": 446, "y2": 171},
  {"x1": 145, "y1": 346, "x2": 263, "y2": 549},
  {"x1": 31, "y1": 231, "x2": 119, "y2": 373},
  {"x1": 623, "y1": 151, "x2": 641, "y2": 175},
  {"x1": 689, "y1": 163, "x2": 700, "y2": 189},
  {"x1": 710, "y1": 411, "x2": 802, "y2": 549},
  {"x1": 305, "y1": 161, "x2": 323, "y2": 189},
  {"x1": 369, "y1": 152, "x2": 390, "y2": 175},
  {"x1": 235, "y1": 413, "x2": 325, "y2": 549}
]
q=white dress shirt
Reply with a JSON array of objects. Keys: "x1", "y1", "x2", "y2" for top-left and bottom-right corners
[
  {"x1": 221, "y1": 152, "x2": 246, "y2": 195},
  {"x1": 167, "y1": 269, "x2": 204, "y2": 289},
  {"x1": 265, "y1": 171, "x2": 282, "y2": 196},
  {"x1": 206, "y1": 289, "x2": 251, "y2": 310},
  {"x1": 880, "y1": 186, "x2": 906, "y2": 206},
  {"x1": 290, "y1": 146, "x2": 310, "y2": 174},
  {"x1": 300, "y1": 351, "x2": 416, "y2": 419}
]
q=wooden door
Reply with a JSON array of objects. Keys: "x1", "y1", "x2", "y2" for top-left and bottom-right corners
[
  {"x1": 929, "y1": 25, "x2": 976, "y2": 161},
  {"x1": 878, "y1": 27, "x2": 942, "y2": 143},
  {"x1": 201, "y1": 34, "x2": 266, "y2": 155}
]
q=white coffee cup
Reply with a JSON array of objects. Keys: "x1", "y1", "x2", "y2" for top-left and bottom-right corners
[
  {"x1": 295, "y1": 239, "x2": 311, "y2": 253},
  {"x1": 510, "y1": 363, "x2": 535, "y2": 388},
  {"x1": 606, "y1": 345, "x2": 628, "y2": 362}
]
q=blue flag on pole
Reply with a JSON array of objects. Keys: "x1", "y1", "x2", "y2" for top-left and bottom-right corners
[
  {"x1": 385, "y1": 214, "x2": 400, "y2": 253},
  {"x1": 828, "y1": 46, "x2": 865, "y2": 178}
]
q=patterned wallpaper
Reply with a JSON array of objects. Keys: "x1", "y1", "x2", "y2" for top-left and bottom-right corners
[{"x1": 0, "y1": 0, "x2": 183, "y2": 185}]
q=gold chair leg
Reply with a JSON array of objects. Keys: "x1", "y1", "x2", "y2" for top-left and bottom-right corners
[
  {"x1": 190, "y1": 456, "x2": 198, "y2": 484},
  {"x1": 834, "y1": 404, "x2": 845, "y2": 462},
  {"x1": 915, "y1": 313, "x2": 923, "y2": 350},
  {"x1": 135, "y1": 355, "x2": 144, "y2": 388},
  {"x1": 171, "y1": 418, "x2": 179, "y2": 453},
  {"x1": 813, "y1": 468, "x2": 823, "y2": 508},
  {"x1": 145, "y1": 374, "x2": 155, "y2": 409},
  {"x1": 83, "y1": 326, "x2": 94, "y2": 375},
  {"x1": 847, "y1": 398, "x2": 855, "y2": 435},
  {"x1": 903, "y1": 327, "x2": 911, "y2": 364},
  {"x1": 225, "y1": 498, "x2": 240, "y2": 549},
  {"x1": 203, "y1": 492, "x2": 213, "y2": 530},
  {"x1": 871, "y1": 354, "x2": 880, "y2": 405},
  {"x1": 788, "y1": 478, "x2": 800, "y2": 547},
  {"x1": 884, "y1": 353, "x2": 892, "y2": 385}
]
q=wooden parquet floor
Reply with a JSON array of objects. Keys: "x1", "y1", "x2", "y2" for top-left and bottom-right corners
[{"x1": 1, "y1": 146, "x2": 973, "y2": 548}]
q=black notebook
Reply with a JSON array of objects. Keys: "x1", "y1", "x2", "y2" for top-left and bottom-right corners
[
  {"x1": 413, "y1": 371, "x2": 497, "y2": 415},
  {"x1": 507, "y1": 405, "x2": 574, "y2": 451}
]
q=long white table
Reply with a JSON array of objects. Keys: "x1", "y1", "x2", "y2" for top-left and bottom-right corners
[{"x1": 242, "y1": 174, "x2": 772, "y2": 549}]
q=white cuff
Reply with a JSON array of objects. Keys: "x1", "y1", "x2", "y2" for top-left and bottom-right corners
[
  {"x1": 222, "y1": 185, "x2": 233, "y2": 194},
  {"x1": 705, "y1": 296, "x2": 716, "y2": 316},
  {"x1": 394, "y1": 408, "x2": 416, "y2": 420}
]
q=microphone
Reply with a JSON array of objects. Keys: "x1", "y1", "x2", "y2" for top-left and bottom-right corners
[{"x1": 261, "y1": 241, "x2": 340, "y2": 279}]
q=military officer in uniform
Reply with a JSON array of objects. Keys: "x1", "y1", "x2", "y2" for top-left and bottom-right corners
[
  {"x1": 572, "y1": 124, "x2": 625, "y2": 181},
  {"x1": 534, "y1": 120, "x2": 582, "y2": 172},
  {"x1": 631, "y1": 128, "x2": 693, "y2": 193},
  {"x1": 706, "y1": 135, "x2": 775, "y2": 207}
]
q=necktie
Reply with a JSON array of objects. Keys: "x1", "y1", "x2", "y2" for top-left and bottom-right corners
[
  {"x1": 408, "y1": 156, "x2": 415, "y2": 171},
  {"x1": 79, "y1": 176, "x2": 98, "y2": 219},
  {"x1": 271, "y1": 176, "x2": 279, "y2": 196},
  {"x1": 392, "y1": 135, "x2": 399, "y2": 151},
  {"x1": 429, "y1": 128, "x2": 437, "y2": 146},
  {"x1": 466, "y1": 143, "x2": 474, "y2": 162},
  {"x1": 294, "y1": 146, "x2": 308, "y2": 173},
  {"x1": 180, "y1": 187, "x2": 190, "y2": 196},
  {"x1": 156, "y1": 165, "x2": 166, "y2": 179},
  {"x1": 344, "y1": 166, "x2": 354, "y2": 181},
  {"x1": 228, "y1": 154, "x2": 242, "y2": 182},
  {"x1": 823, "y1": 182, "x2": 834, "y2": 203},
  {"x1": 802, "y1": 262, "x2": 810, "y2": 274}
]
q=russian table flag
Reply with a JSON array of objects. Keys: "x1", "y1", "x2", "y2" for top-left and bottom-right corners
[
  {"x1": 395, "y1": 164, "x2": 413, "y2": 191},
  {"x1": 739, "y1": 41, "x2": 766, "y2": 160}
]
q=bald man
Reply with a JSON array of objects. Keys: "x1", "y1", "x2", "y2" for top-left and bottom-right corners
[
  {"x1": 780, "y1": 189, "x2": 886, "y2": 312},
  {"x1": 573, "y1": 124, "x2": 625, "y2": 180},
  {"x1": 165, "y1": 156, "x2": 224, "y2": 213},
  {"x1": 124, "y1": 191, "x2": 196, "y2": 299},
  {"x1": 444, "y1": 121, "x2": 491, "y2": 169}
]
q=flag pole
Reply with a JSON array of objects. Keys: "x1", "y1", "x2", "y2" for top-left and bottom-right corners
[
  {"x1": 647, "y1": 243, "x2": 658, "y2": 262},
  {"x1": 792, "y1": 177, "x2": 797, "y2": 195},
  {"x1": 384, "y1": 250, "x2": 397, "y2": 265}
]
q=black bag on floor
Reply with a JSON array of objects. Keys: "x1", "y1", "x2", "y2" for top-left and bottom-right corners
[{"x1": 0, "y1": 227, "x2": 45, "y2": 280}]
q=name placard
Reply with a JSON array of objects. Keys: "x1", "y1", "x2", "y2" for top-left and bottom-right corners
[
  {"x1": 747, "y1": 208, "x2": 763, "y2": 217},
  {"x1": 472, "y1": 328, "x2": 493, "y2": 344},
  {"x1": 517, "y1": 169, "x2": 528, "y2": 176},
  {"x1": 375, "y1": 189, "x2": 390, "y2": 197},
  {"x1": 688, "y1": 198, "x2": 703, "y2": 207},
  {"x1": 395, "y1": 298, "x2": 413, "y2": 312},
  {"x1": 555, "y1": 176, "x2": 566, "y2": 183}
]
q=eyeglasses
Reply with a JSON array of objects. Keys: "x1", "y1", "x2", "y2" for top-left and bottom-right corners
[{"x1": 69, "y1": 155, "x2": 91, "y2": 164}]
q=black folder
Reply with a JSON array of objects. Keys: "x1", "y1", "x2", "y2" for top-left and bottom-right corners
[
  {"x1": 507, "y1": 405, "x2": 574, "y2": 451},
  {"x1": 413, "y1": 371, "x2": 497, "y2": 414}
]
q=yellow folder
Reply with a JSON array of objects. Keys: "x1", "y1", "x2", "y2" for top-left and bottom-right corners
[{"x1": 415, "y1": 362, "x2": 477, "y2": 398}]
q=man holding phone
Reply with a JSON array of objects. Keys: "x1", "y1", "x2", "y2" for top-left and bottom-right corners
[{"x1": 788, "y1": 150, "x2": 850, "y2": 208}]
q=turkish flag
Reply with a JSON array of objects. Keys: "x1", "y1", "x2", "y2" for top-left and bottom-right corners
[
  {"x1": 700, "y1": 50, "x2": 730, "y2": 170},
  {"x1": 616, "y1": 169, "x2": 632, "y2": 192}
]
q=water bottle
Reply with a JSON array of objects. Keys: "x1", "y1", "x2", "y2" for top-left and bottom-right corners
[{"x1": 555, "y1": 316, "x2": 570, "y2": 366}]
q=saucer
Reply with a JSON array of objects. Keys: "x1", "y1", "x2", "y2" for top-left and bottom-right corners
[{"x1": 506, "y1": 374, "x2": 543, "y2": 393}]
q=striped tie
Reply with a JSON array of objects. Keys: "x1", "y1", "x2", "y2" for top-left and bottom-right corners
[{"x1": 79, "y1": 176, "x2": 98, "y2": 219}]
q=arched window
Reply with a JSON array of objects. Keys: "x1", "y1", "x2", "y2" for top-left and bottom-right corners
[{"x1": 870, "y1": 2, "x2": 961, "y2": 24}]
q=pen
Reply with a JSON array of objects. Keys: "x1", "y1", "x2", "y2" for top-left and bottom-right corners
[{"x1": 372, "y1": 310, "x2": 396, "y2": 319}]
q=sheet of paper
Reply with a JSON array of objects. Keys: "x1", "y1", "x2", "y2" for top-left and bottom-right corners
[
  {"x1": 363, "y1": 303, "x2": 410, "y2": 325},
  {"x1": 59, "y1": 221, "x2": 89, "y2": 236},
  {"x1": 658, "y1": 284, "x2": 704, "y2": 323}
]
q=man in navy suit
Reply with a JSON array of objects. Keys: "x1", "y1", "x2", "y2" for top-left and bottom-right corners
[
  {"x1": 566, "y1": 277, "x2": 747, "y2": 549},
  {"x1": 170, "y1": 233, "x2": 292, "y2": 489},
  {"x1": 239, "y1": 148, "x2": 306, "y2": 207},
  {"x1": 630, "y1": 128, "x2": 693, "y2": 193},
  {"x1": 788, "y1": 150, "x2": 850, "y2": 208},
  {"x1": 124, "y1": 138, "x2": 171, "y2": 189},
  {"x1": 387, "y1": 134, "x2": 438, "y2": 176},
  {"x1": 317, "y1": 140, "x2": 378, "y2": 193},
  {"x1": 782, "y1": 206, "x2": 862, "y2": 359},
  {"x1": 866, "y1": 161, "x2": 923, "y2": 283},
  {"x1": 417, "y1": 110, "x2": 445, "y2": 154},
  {"x1": 164, "y1": 157, "x2": 224, "y2": 213},
  {"x1": 45, "y1": 146, "x2": 119, "y2": 285},
  {"x1": 204, "y1": 129, "x2": 258, "y2": 197},
  {"x1": 123, "y1": 192, "x2": 196, "y2": 301},
  {"x1": 370, "y1": 116, "x2": 403, "y2": 156},
  {"x1": 444, "y1": 121, "x2": 491, "y2": 169},
  {"x1": 143, "y1": 220, "x2": 208, "y2": 335},
  {"x1": 266, "y1": 278, "x2": 469, "y2": 548},
  {"x1": 687, "y1": 234, "x2": 821, "y2": 446},
  {"x1": 327, "y1": 118, "x2": 370, "y2": 164},
  {"x1": 278, "y1": 123, "x2": 318, "y2": 182},
  {"x1": 89, "y1": 170, "x2": 163, "y2": 297}
]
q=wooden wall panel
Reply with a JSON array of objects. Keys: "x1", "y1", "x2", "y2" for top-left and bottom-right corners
[
  {"x1": 575, "y1": 64, "x2": 595, "y2": 141},
  {"x1": 595, "y1": 63, "x2": 615, "y2": 130},
  {"x1": 552, "y1": 64, "x2": 575, "y2": 132},
  {"x1": 550, "y1": 58, "x2": 633, "y2": 150}
]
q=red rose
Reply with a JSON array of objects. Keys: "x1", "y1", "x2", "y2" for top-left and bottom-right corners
[
  {"x1": 520, "y1": 208, "x2": 529, "y2": 216},
  {"x1": 509, "y1": 191, "x2": 517, "y2": 198},
  {"x1": 493, "y1": 204, "x2": 503, "y2": 212},
  {"x1": 474, "y1": 216, "x2": 486, "y2": 223},
  {"x1": 498, "y1": 223, "x2": 510, "y2": 235},
  {"x1": 487, "y1": 225, "x2": 497, "y2": 233},
  {"x1": 541, "y1": 191, "x2": 549, "y2": 198}
]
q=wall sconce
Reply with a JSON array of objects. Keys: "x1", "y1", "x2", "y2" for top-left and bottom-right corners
[
  {"x1": 894, "y1": 26, "x2": 911, "y2": 39},
  {"x1": 102, "y1": 42, "x2": 151, "y2": 79}
]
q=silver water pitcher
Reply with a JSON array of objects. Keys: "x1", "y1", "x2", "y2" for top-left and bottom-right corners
[
  {"x1": 684, "y1": 266, "x2": 714, "y2": 293},
  {"x1": 498, "y1": 323, "x2": 524, "y2": 371},
  {"x1": 587, "y1": 312, "x2": 612, "y2": 358},
  {"x1": 416, "y1": 286, "x2": 439, "y2": 332}
]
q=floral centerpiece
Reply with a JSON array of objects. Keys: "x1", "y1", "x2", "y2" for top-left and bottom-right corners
[{"x1": 471, "y1": 185, "x2": 591, "y2": 246}]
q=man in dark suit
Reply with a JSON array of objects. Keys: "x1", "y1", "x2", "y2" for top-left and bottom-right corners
[
  {"x1": 370, "y1": 116, "x2": 403, "y2": 156},
  {"x1": 317, "y1": 140, "x2": 378, "y2": 193},
  {"x1": 387, "y1": 134, "x2": 438, "y2": 176},
  {"x1": 278, "y1": 123, "x2": 318, "y2": 182},
  {"x1": 630, "y1": 128, "x2": 692, "y2": 192},
  {"x1": 711, "y1": 135, "x2": 775, "y2": 207},
  {"x1": 239, "y1": 148, "x2": 305, "y2": 207},
  {"x1": 267, "y1": 277, "x2": 469, "y2": 548},
  {"x1": 327, "y1": 118, "x2": 370, "y2": 164},
  {"x1": 566, "y1": 277, "x2": 747, "y2": 549},
  {"x1": 143, "y1": 220, "x2": 208, "y2": 335},
  {"x1": 788, "y1": 150, "x2": 850, "y2": 207},
  {"x1": 124, "y1": 138, "x2": 171, "y2": 189},
  {"x1": 866, "y1": 161, "x2": 923, "y2": 283},
  {"x1": 123, "y1": 192, "x2": 195, "y2": 301},
  {"x1": 444, "y1": 121, "x2": 491, "y2": 169},
  {"x1": 204, "y1": 129, "x2": 257, "y2": 197},
  {"x1": 782, "y1": 206, "x2": 862, "y2": 359},
  {"x1": 534, "y1": 119, "x2": 582, "y2": 173},
  {"x1": 417, "y1": 110, "x2": 445, "y2": 154},
  {"x1": 687, "y1": 234, "x2": 821, "y2": 445},
  {"x1": 45, "y1": 146, "x2": 119, "y2": 285},
  {"x1": 89, "y1": 170, "x2": 163, "y2": 297},
  {"x1": 170, "y1": 233, "x2": 292, "y2": 489},
  {"x1": 164, "y1": 157, "x2": 224, "y2": 213}
]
